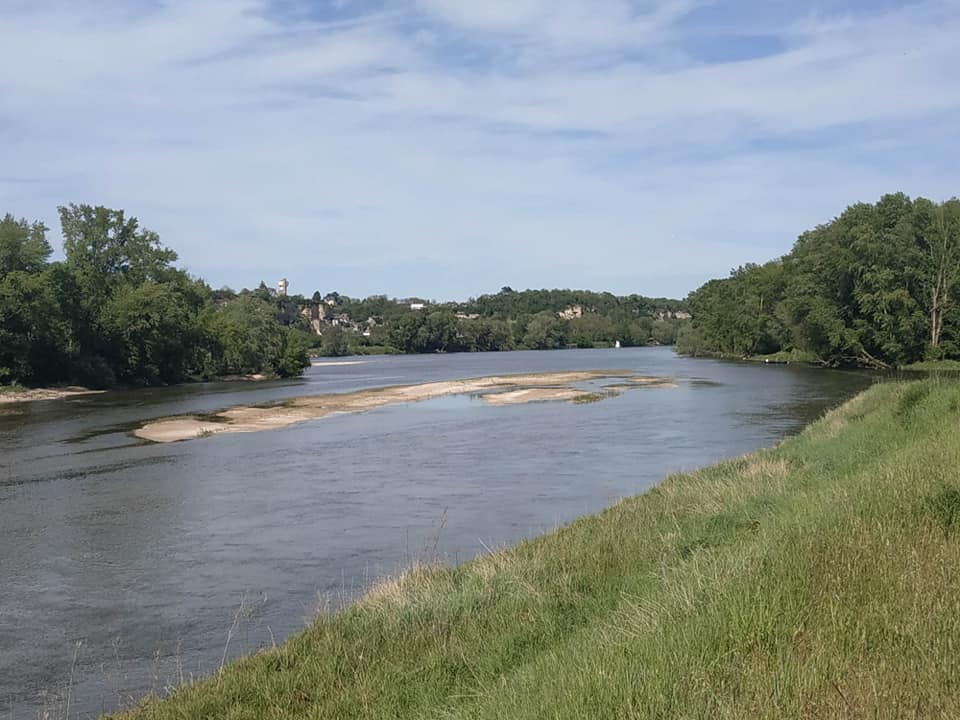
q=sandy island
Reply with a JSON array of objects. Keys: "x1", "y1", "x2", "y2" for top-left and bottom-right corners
[
  {"x1": 604, "y1": 377, "x2": 679, "y2": 391},
  {"x1": 0, "y1": 387, "x2": 104, "y2": 405},
  {"x1": 481, "y1": 387, "x2": 588, "y2": 406},
  {"x1": 134, "y1": 370, "x2": 676, "y2": 443}
]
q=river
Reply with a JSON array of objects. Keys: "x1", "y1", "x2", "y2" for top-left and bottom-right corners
[{"x1": 0, "y1": 347, "x2": 872, "y2": 719}]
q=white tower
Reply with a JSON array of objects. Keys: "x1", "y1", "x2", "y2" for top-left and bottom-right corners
[{"x1": 278, "y1": 278, "x2": 289, "y2": 297}]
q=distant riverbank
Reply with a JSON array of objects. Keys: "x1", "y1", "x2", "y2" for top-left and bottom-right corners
[
  {"x1": 110, "y1": 378, "x2": 960, "y2": 718},
  {"x1": 0, "y1": 385, "x2": 104, "y2": 404}
]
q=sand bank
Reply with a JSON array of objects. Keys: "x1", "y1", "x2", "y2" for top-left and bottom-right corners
[
  {"x1": 0, "y1": 387, "x2": 104, "y2": 405},
  {"x1": 311, "y1": 360, "x2": 369, "y2": 367},
  {"x1": 481, "y1": 387, "x2": 588, "y2": 406},
  {"x1": 605, "y1": 379, "x2": 679, "y2": 390},
  {"x1": 135, "y1": 370, "x2": 660, "y2": 443}
]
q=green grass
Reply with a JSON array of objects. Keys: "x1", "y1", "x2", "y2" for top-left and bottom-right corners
[
  {"x1": 0, "y1": 382, "x2": 25, "y2": 395},
  {"x1": 112, "y1": 379, "x2": 960, "y2": 719},
  {"x1": 899, "y1": 359, "x2": 960, "y2": 373}
]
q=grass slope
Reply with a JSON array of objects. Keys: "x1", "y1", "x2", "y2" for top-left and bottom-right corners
[
  {"x1": 899, "y1": 359, "x2": 960, "y2": 373},
  {"x1": 113, "y1": 380, "x2": 960, "y2": 719}
]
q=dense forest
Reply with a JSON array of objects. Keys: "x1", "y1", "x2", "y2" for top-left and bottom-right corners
[
  {"x1": 310, "y1": 289, "x2": 688, "y2": 356},
  {"x1": 678, "y1": 193, "x2": 960, "y2": 368},
  {"x1": 0, "y1": 205, "x2": 310, "y2": 388}
]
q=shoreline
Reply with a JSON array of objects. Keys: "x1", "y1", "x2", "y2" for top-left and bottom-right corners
[
  {"x1": 133, "y1": 371, "x2": 672, "y2": 443},
  {"x1": 0, "y1": 386, "x2": 105, "y2": 404}
]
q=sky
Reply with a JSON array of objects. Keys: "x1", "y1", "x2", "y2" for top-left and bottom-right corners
[{"x1": 2, "y1": 0, "x2": 959, "y2": 300}]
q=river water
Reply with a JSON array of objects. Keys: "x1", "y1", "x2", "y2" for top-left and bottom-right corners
[{"x1": 0, "y1": 348, "x2": 872, "y2": 719}]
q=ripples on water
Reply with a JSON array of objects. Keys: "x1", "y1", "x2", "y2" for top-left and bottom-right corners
[{"x1": 0, "y1": 348, "x2": 872, "y2": 718}]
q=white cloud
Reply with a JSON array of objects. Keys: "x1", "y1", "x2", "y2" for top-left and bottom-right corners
[
  {"x1": 414, "y1": 0, "x2": 697, "y2": 54},
  {"x1": 0, "y1": 0, "x2": 958, "y2": 298}
]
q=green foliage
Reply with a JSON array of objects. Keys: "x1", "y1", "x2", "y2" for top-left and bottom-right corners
[
  {"x1": 0, "y1": 214, "x2": 51, "y2": 277},
  {"x1": 685, "y1": 193, "x2": 960, "y2": 368},
  {"x1": 0, "y1": 204, "x2": 310, "y2": 387},
  {"x1": 323, "y1": 287, "x2": 689, "y2": 355},
  {"x1": 459, "y1": 317, "x2": 515, "y2": 352},
  {"x1": 98, "y1": 281, "x2": 206, "y2": 385},
  {"x1": 388, "y1": 311, "x2": 466, "y2": 353},
  {"x1": 202, "y1": 295, "x2": 308, "y2": 378},
  {"x1": 60, "y1": 203, "x2": 178, "y2": 314},
  {"x1": 522, "y1": 311, "x2": 568, "y2": 349},
  {"x1": 277, "y1": 332, "x2": 311, "y2": 378},
  {"x1": 0, "y1": 269, "x2": 72, "y2": 384},
  {"x1": 674, "y1": 322, "x2": 707, "y2": 356},
  {"x1": 319, "y1": 326, "x2": 351, "y2": 357}
]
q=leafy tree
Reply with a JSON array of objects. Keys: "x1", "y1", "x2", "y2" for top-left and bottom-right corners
[
  {"x1": 915, "y1": 198, "x2": 960, "y2": 354},
  {"x1": 0, "y1": 270, "x2": 71, "y2": 384},
  {"x1": 320, "y1": 326, "x2": 351, "y2": 357},
  {"x1": 522, "y1": 312, "x2": 568, "y2": 350},
  {"x1": 0, "y1": 215, "x2": 51, "y2": 277},
  {"x1": 99, "y1": 281, "x2": 205, "y2": 385},
  {"x1": 685, "y1": 193, "x2": 960, "y2": 368},
  {"x1": 59, "y1": 204, "x2": 177, "y2": 310},
  {"x1": 460, "y1": 318, "x2": 515, "y2": 352},
  {"x1": 277, "y1": 332, "x2": 310, "y2": 378}
]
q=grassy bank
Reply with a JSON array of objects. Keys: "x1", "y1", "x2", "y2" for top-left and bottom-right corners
[
  {"x1": 900, "y1": 359, "x2": 960, "y2": 373},
  {"x1": 678, "y1": 348, "x2": 820, "y2": 365},
  {"x1": 113, "y1": 379, "x2": 960, "y2": 719}
]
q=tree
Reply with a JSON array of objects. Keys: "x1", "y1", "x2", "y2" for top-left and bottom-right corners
[
  {"x1": 98, "y1": 281, "x2": 205, "y2": 385},
  {"x1": 916, "y1": 198, "x2": 960, "y2": 354},
  {"x1": 320, "y1": 326, "x2": 351, "y2": 357},
  {"x1": 59, "y1": 204, "x2": 178, "y2": 311},
  {"x1": 684, "y1": 193, "x2": 960, "y2": 368},
  {"x1": 0, "y1": 270, "x2": 71, "y2": 384},
  {"x1": 522, "y1": 312, "x2": 567, "y2": 350},
  {"x1": 277, "y1": 332, "x2": 311, "y2": 377},
  {"x1": 0, "y1": 214, "x2": 51, "y2": 278},
  {"x1": 460, "y1": 317, "x2": 514, "y2": 352}
]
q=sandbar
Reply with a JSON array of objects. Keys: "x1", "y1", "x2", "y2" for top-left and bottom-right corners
[
  {"x1": 481, "y1": 388, "x2": 588, "y2": 406},
  {"x1": 605, "y1": 379, "x2": 679, "y2": 390},
  {"x1": 133, "y1": 370, "x2": 667, "y2": 443},
  {"x1": 0, "y1": 387, "x2": 104, "y2": 405}
]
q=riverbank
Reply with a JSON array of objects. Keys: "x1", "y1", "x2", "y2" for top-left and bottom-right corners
[
  {"x1": 111, "y1": 378, "x2": 960, "y2": 718},
  {"x1": 899, "y1": 359, "x2": 960, "y2": 372},
  {"x1": 0, "y1": 385, "x2": 104, "y2": 404},
  {"x1": 680, "y1": 348, "x2": 821, "y2": 365},
  {"x1": 133, "y1": 371, "x2": 666, "y2": 443}
]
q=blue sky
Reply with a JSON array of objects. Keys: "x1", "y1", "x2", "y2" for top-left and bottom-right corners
[{"x1": 2, "y1": 0, "x2": 959, "y2": 300}]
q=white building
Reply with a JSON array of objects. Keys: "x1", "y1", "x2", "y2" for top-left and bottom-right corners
[{"x1": 278, "y1": 278, "x2": 289, "y2": 297}]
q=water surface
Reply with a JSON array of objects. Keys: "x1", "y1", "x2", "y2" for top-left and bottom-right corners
[{"x1": 0, "y1": 348, "x2": 872, "y2": 718}]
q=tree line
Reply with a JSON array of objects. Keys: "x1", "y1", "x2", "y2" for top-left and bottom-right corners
[
  {"x1": 678, "y1": 193, "x2": 960, "y2": 368},
  {"x1": 0, "y1": 205, "x2": 310, "y2": 388},
  {"x1": 313, "y1": 288, "x2": 688, "y2": 356}
]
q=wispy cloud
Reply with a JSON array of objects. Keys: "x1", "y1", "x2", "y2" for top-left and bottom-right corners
[{"x1": 1, "y1": 0, "x2": 958, "y2": 298}]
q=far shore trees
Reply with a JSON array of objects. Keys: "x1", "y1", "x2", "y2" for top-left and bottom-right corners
[
  {"x1": 0, "y1": 204, "x2": 309, "y2": 388},
  {"x1": 680, "y1": 193, "x2": 960, "y2": 368}
]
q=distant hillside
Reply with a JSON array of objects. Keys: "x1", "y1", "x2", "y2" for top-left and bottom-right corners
[{"x1": 277, "y1": 287, "x2": 690, "y2": 356}]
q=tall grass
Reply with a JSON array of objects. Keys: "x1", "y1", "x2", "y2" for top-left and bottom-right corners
[{"x1": 111, "y1": 379, "x2": 960, "y2": 719}]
